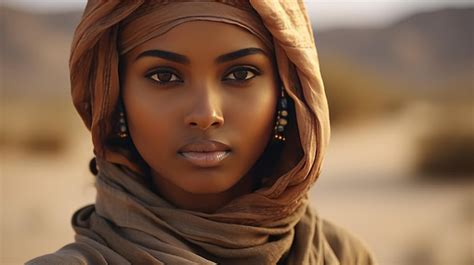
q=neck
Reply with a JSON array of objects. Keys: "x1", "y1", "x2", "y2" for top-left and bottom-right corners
[{"x1": 150, "y1": 171, "x2": 255, "y2": 213}]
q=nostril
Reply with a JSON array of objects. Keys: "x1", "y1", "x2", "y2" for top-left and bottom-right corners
[{"x1": 185, "y1": 113, "x2": 224, "y2": 130}]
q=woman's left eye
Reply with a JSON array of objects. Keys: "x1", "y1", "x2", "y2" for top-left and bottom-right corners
[{"x1": 223, "y1": 67, "x2": 260, "y2": 81}]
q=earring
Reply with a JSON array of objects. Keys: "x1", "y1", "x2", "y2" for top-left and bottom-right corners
[
  {"x1": 273, "y1": 88, "x2": 288, "y2": 142},
  {"x1": 118, "y1": 111, "x2": 128, "y2": 138}
]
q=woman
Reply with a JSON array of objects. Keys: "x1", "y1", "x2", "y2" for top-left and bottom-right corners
[{"x1": 27, "y1": 0, "x2": 376, "y2": 264}]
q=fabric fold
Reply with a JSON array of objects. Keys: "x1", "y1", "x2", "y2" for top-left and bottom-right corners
[{"x1": 27, "y1": 158, "x2": 375, "y2": 264}]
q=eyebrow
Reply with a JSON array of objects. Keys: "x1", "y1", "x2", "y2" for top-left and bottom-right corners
[
  {"x1": 215, "y1": 48, "x2": 268, "y2": 63},
  {"x1": 135, "y1": 49, "x2": 190, "y2": 64},
  {"x1": 134, "y1": 47, "x2": 268, "y2": 64}
]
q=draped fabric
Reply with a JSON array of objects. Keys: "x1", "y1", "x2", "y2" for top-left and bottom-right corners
[
  {"x1": 27, "y1": 159, "x2": 375, "y2": 264},
  {"x1": 26, "y1": 0, "x2": 377, "y2": 264}
]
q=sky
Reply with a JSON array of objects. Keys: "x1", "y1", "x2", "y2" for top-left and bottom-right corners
[
  {"x1": 307, "y1": 0, "x2": 474, "y2": 29},
  {"x1": 3, "y1": 0, "x2": 473, "y2": 29}
]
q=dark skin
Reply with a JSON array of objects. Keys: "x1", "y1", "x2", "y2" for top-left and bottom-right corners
[{"x1": 121, "y1": 21, "x2": 279, "y2": 213}]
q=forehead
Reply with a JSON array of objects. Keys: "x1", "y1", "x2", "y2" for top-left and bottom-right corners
[{"x1": 126, "y1": 20, "x2": 269, "y2": 60}]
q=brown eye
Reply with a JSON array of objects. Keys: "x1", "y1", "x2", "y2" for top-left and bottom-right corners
[
  {"x1": 224, "y1": 67, "x2": 259, "y2": 81},
  {"x1": 147, "y1": 69, "x2": 181, "y2": 84},
  {"x1": 233, "y1": 70, "x2": 249, "y2": 80},
  {"x1": 157, "y1": 72, "x2": 172, "y2": 82}
]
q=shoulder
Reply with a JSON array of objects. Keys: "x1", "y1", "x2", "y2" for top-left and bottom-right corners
[
  {"x1": 25, "y1": 239, "x2": 130, "y2": 265},
  {"x1": 321, "y1": 219, "x2": 378, "y2": 265},
  {"x1": 26, "y1": 243, "x2": 100, "y2": 265}
]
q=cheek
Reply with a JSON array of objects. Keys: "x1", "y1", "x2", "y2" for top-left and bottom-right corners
[
  {"x1": 242, "y1": 91, "x2": 276, "y2": 134},
  {"x1": 228, "y1": 80, "x2": 278, "y2": 156},
  {"x1": 122, "y1": 80, "x2": 180, "y2": 161}
]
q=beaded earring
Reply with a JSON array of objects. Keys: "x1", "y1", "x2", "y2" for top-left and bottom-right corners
[
  {"x1": 273, "y1": 88, "x2": 288, "y2": 142},
  {"x1": 118, "y1": 111, "x2": 128, "y2": 138}
]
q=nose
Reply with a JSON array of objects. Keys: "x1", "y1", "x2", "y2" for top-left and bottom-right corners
[{"x1": 184, "y1": 90, "x2": 224, "y2": 131}]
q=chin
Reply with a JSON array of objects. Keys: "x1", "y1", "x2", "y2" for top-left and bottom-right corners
[{"x1": 177, "y1": 174, "x2": 241, "y2": 194}]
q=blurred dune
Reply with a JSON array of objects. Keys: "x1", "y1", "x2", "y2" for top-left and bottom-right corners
[
  {"x1": 0, "y1": 7, "x2": 81, "y2": 99},
  {"x1": 315, "y1": 8, "x2": 474, "y2": 96},
  {"x1": 1, "y1": 4, "x2": 473, "y2": 265}
]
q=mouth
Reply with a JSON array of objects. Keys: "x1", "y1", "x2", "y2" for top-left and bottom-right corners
[
  {"x1": 178, "y1": 140, "x2": 232, "y2": 168},
  {"x1": 178, "y1": 151, "x2": 231, "y2": 167}
]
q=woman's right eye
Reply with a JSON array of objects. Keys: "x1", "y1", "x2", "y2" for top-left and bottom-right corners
[{"x1": 146, "y1": 70, "x2": 182, "y2": 84}]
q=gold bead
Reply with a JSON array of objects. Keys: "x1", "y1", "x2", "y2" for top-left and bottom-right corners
[{"x1": 278, "y1": 118, "x2": 287, "y2": 126}]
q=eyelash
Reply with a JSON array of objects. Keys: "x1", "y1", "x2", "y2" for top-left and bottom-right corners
[
  {"x1": 223, "y1": 66, "x2": 261, "y2": 82},
  {"x1": 145, "y1": 67, "x2": 182, "y2": 85},
  {"x1": 145, "y1": 66, "x2": 261, "y2": 85}
]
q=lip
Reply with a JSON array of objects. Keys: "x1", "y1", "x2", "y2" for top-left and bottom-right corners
[
  {"x1": 178, "y1": 140, "x2": 231, "y2": 167},
  {"x1": 179, "y1": 140, "x2": 231, "y2": 153}
]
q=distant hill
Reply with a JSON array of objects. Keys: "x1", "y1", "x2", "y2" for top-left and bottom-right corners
[
  {"x1": 0, "y1": 6, "x2": 82, "y2": 99},
  {"x1": 315, "y1": 7, "x2": 474, "y2": 93},
  {"x1": 1, "y1": 5, "x2": 473, "y2": 100}
]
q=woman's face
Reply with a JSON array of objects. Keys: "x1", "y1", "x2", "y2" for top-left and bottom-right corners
[{"x1": 121, "y1": 21, "x2": 278, "y2": 196}]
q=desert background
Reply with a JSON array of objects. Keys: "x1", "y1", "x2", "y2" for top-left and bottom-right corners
[{"x1": 1, "y1": 1, "x2": 473, "y2": 264}]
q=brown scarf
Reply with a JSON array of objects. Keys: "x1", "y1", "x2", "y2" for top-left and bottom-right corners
[{"x1": 27, "y1": 1, "x2": 376, "y2": 264}]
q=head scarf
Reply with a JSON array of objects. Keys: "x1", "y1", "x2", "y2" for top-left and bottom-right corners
[
  {"x1": 27, "y1": 1, "x2": 377, "y2": 264},
  {"x1": 70, "y1": 0, "x2": 328, "y2": 225}
]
